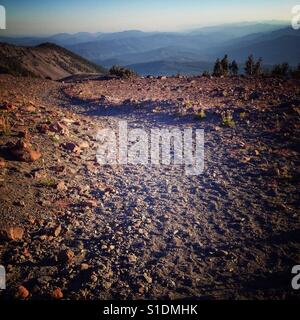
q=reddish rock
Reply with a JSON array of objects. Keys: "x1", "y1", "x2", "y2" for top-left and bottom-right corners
[
  {"x1": 58, "y1": 249, "x2": 74, "y2": 264},
  {"x1": 25, "y1": 105, "x2": 36, "y2": 112},
  {"x1": 49, "y1": 122, "x2": 69, "y2": 135},
  {"x1": 0, "y1": 102, "x2": 17, "y2": 111},
  {"x1": 56, "y1": 181, "x2": 67, "y2": 191},
  {"x1": 53, "y1": 224, "x2": 62, "y2": 237},
  {"x1": 7, "y1": 140, "x2": 41, "y2": 162},
  {"x1": 52, "y1": 288, "x2": 64, "y2": 299},
  {"x1": 29, "y1": 150, "x2": 41, "y2": 161},
  {"x1": 23, "y1": 248, "x2": 30, "y2": 258},
  {"x1": 0, "y1": 226, "x2": 24, "y2": 241},
  {"x1": 0, "y1": 158, "x2": 5, "y2": 168},
  {"x1": 16, "y1": 286, "x2": 30, "y2": 299},
  {"x1": 80, "y1": 263, "x2": 90, "y2": 271},
  {"x1": 37, "y1": 123, "x2": 49, "y2": 134},
  {"x1": 79, "y1": 141, "x2": 89, "y2": 149}
]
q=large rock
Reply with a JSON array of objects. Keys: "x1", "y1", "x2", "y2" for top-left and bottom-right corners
[
  {"x1": 60, "y1": 142, "x2": 81, "y2": 154},
  {"x1": 0, "y1": 226, "x2": 24, "y2": 241},
  {"x1": 0, "y1": 158, "x2": 5, "y2": 168},
  {"x1": 15, "y1": 286, "x2": 30, "y2": 299},
  {"x1": 49, "y1": 122, "x2": 69, "y2": 136},
  {"x1": 57, "y1": 248, "x2": 74, "y2": 264},
  {"x1": 52, "y1": 288, "x2": 64, "y2": 299},
  {"x1": 6, "y1": 139, "x2": 41, "y2": 162}
]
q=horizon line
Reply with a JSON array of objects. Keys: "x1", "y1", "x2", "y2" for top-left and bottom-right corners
[{"x1": 0, "y1": 19, "x2": 291, "y2": 38}]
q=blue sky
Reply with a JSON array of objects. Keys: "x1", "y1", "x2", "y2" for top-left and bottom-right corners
[{"x1": 0, "y1": 0, "x2": 296, "y2": 35}]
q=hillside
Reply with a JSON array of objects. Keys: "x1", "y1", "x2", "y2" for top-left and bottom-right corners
[{"x1": 0, "y1": 42, "x2": 106, "y2": 80}]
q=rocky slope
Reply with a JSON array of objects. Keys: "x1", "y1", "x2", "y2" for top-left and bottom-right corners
[
  {"x1": 0, "y1": 43, "x2": 106, "y2": 80},
  {"x1": 0, "y1": 74, "x2": 299, "y2": 300}
]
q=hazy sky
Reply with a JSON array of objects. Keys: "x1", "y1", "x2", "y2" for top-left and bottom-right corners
[{"x1": 0, "y1": 0, "x2": 296, "y2": 35}]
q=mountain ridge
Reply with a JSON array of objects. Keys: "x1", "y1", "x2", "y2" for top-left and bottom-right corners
[{"x1": 0, "y1": 42, "x2": 106, "y2": 80}]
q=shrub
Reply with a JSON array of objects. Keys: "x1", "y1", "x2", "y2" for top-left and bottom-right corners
[
  {"x1": 292, "y1": 63, "x2": 300, "y2": 78},
  {"x1": 220, "y1": 55, "x2": 229, "y2": 76},
  {"x1": 109, "y1": 65, "x2": 137, "y2": 78},
  {"x1": 244, "y1": 55, "x2": 263, "y2": 76},
  {"x1": 202, "y1": 70, "x2": 210, "y2": 77},
  {"x1": 229, "y1": 60, "x2": 239, "y2": 76},
  {"x1": 254, "y1": 58, "x2": 263, "y2": 76},
  {"x1": 245, "y1": 55, "x2": 254, "y2": 76},
  {"x1": 271, "y1": 63, "x2": 290, "y2": 77},
  {"x1": 196, "y1": 109, "x2": 206, "y2": 120},
  {"x1": 213, "y1": 55, "x2": 237, "y2": 77},
  {"x1": 213, "y1": 59, "x2": 223, "y2": 77},
  {"x1": 222, "y1": 112, "x2": 235, "y2": 128}
]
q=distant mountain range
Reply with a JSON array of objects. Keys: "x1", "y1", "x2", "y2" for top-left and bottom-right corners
[
  {"x1": 0, "y1": 21, "x2": 299, "y2": 76},
  {"x1": 0, "y1": 42, "x2": 106, "y2": 80}
]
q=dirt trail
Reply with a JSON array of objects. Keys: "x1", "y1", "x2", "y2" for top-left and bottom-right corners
[
  {"x1": 52, "y1": 80, "x2": 299, "y2": 299},
  {"x1": 0, "y1": 75, "x2": 299, "y2": 299}
]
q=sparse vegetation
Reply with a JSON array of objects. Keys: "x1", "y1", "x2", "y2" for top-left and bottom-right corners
[
  {"x1": 213, "y1": 55, "x2": 239, "y2": 77},
  {"x1": 271, "y1": 63, "x2": 290, "y2": 77},
  {"x1": 202, "y1": 70, "x2": 210, "y2": 77},
  {"x1": 39, "y1": 178, "x2": 57, "y2": 187},
  {"x1": 220, "y1": 55, "x2": 229, "y2": 76},
  {"x1": 245, "y1": 55, "x2": 255, "y2": 76},
  {"x1": 292, "y1": 63, "x2": 300, "y2": 78},
  {"x1": 222, "y1": 111, "x2": 236, "y2": 128},
  {"x1": 196, "y1": 109, "x2": 206, "y2": 120},
  {"x1": 185, "y1": 100, "x2": 194, "y2": 109},
  {"x1": 213, "y1": 59, "x2": 223, "y2": 77},
  {"x1": 254, "y1": 58, "x2": 263, "y2": 76},
  {"x1": 245, "y1": 55, "x2": 263, "y2": 76},
  {"x1": 211, "y1": 54, "x2": 300, "y2": 78},
  {"x1": 229, "y1": 60, "x2": 239, "y2": 76},
  {"x1": 239, "y1": 112, "x2": 247, "y2": 120},
  {"x1": 109, "y1": 65, "x2": 138, "y2": 79}
]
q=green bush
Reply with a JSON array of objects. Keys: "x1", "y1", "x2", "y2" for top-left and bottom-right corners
[
  {"x1": 213, "y1": 55, "x2": 239, "y2": 77},
  {"x1": 229, "y1": 60, "x2": 239, "y2": 76},
  {"x1": 292, "y1": 63, "x2": 300, "y2": 78},
  {"x1": 109, "y1": 65, "x2": 138, "y2": 78},
  {"x1": 245, "y1": 55, "x2": 263, "y2": 76},
  {"x1": 271, "y1": 63, "x2": 290, "y2": 77}
]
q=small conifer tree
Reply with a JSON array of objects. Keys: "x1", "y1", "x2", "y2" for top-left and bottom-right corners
[
  {"x1": 213, "y1": 59, "x2": 223, "y2": 77},
  {"x1": 220, "y1": 54, "x2": 229, "y2": 76},
  {"x1": 229, "y1": 60, "x2": 239, "y2": 76},
  {"x1": 245, "y1": 55, "x2": 255, "y2": 76}
]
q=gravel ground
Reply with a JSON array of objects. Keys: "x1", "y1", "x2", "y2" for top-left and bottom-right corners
[{"x1": 0, "y1": 75, "x2": 299, "y2": 300}]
